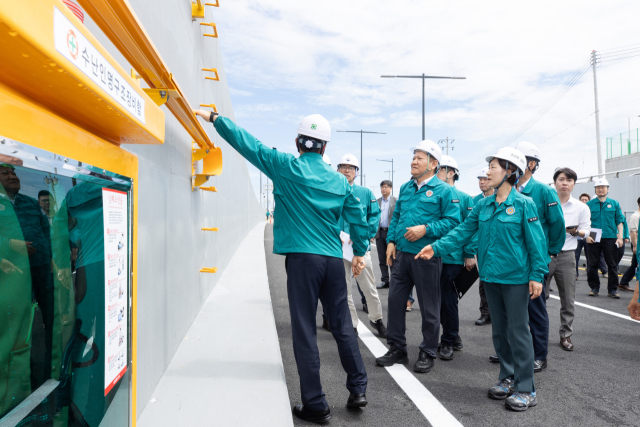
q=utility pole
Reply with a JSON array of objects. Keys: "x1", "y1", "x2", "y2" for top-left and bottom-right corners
[
  {"x1": 381, "y1": 74, "x2": 466, "y2": 140},
  {"x1": 376, "y1": 158, "x2": 394, "y2": 196},
  {"x1": 336, "y1": 130, "x2": 386, "y2": 185},
  {"x1": 438, "y1": 137, "x2": 455, "y2": 155},
  {"x1": 592, "y1": 50, "x2": 603, "y2": 174}
]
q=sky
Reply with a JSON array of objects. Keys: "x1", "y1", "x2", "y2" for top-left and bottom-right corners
[{"x1": 214, "y1": 0, "x2": 640, "y2": 207}]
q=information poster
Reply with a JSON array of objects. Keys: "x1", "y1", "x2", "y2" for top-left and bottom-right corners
[{"x1": 103, "y1": 188, "x2": 129, "y2": 396}]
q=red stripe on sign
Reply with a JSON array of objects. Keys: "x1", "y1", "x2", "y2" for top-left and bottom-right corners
[
  {"x1": 103, "y1": 188, "x2": 128, "y2": 195},
  {"x1": 105, "y1": 366, "x2": 128, "y2": 396}
]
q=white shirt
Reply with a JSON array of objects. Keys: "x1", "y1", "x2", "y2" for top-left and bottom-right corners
[
  {"x1": 629, "y1": 211, "x2": 640, "y2": 233},
  {"x1": 560, "y1": 196, "x2": 591, "y2": 251},
  {"x1": 379, "y1": 196, "x2": 390, "y2": 228},
  {"x1": 0, "y1": 192, "x2": 15, "y2": 204},
  {"x1": 414, "y1": 174, "x2": 435, "y2": 190},
  {"x1": 517, "y1": 178, "x2": 530, "y2": 193}
]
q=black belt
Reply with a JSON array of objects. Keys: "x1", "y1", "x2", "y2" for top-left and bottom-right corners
[{"x1": 379, "y1": 227, "x2": 388, "y2": 231}]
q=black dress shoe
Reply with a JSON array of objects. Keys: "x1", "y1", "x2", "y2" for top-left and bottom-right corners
[
  {"x1": 453, "y1": 336, "x2": 463, "y2": 351},
  {"x1": 321, "y1": 318, "x2": 330, "y2": 332},
  {"x1": 439, "y1": 343, "x2": 454, "y2": 360},
  {"x1": 370, "y1": 319, "x2": 387, "y2": 338},
  {"x1": 489, "y1": 354, "x2": 500, "y2": 363},
  {"x1": 475, "y1": 315, "x2": 491, "y2": 326},
  {"x1": 292, "y1": 404, "x2": 332, "y2": 424},
  {"x1": 376, "y1": 345, "x2": 408, "y2": 366},
  {"x1": 414, "y1": 350, "x2": 434, "y2": 373},
  {"x1": 347, "y1": 393, "x2": 368, "y2": 408},
  {"x1": 533, "y1": 359, "x2": 547, "y2": 373},
  {"x1": 362, "y1": 303, "x2": 369, "y2": 313},
  {"x1": 376, "y1": 282, "x2": 389, "y2": 289}
]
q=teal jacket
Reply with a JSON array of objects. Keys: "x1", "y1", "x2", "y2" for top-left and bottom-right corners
[
  {"x1": 586, "y1": 197, "x2": 625, "y2": 239},
  {"x1": 213, "y1": 117, "x2": 369, "y2": 257},
  {"x1": 441, "y1": 187, "x2": 477, "y2": 265},
  {"x1": 387, "y1": 176, "x2": 460, "y2": 255},
  {"x1": 472, "y1": 192, "x2": 485, "y2": 205},
  {"x1": 432, "y1": 188, "x2": 549, "y2": 284},
  {"x1": 520, "y1": 177, "x2": 566, "y2": 255},
  {"x1": 338, "y1": 183, "x2": 380, "y2": 244}
]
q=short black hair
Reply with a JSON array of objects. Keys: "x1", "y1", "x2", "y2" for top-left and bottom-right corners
[
  {"x1": 579, "y1": 193, "x2": 590, "y2": 201},
  {"x1": 380, "y1": 180, "x2": 392, "y2": 188},
  {"x1": 296, "y1": 135, "x2": 324, "y2": 154},
  {"x1": 497, "y1": 159, "x2": 519, "y2": 185},
  {"x1": 553, "y1": 167, "x2": 578, "y2": 183},
  {"x1": 637, "y1": 196, "x2": 640, "y2": 206},
  {"x1": 38, "y1": 190, "x2": 52, "y2": 199}
]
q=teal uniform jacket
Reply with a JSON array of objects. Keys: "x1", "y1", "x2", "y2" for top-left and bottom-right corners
[
  {"x1": 472, "y1": 192, "x2": 485, "y2": 205},
  {"x1": 441, "y1": 187, "x2": 476, "y2": 265},
  {"x1": 432, "y1": 188, "x2": 549, "y2": 284},
  {"x1": 214, "y1": 117, "x2": 369, "y2": 257},
  {"x1": 520, "y1": 177, "x2": 566, "y2": 255},
  {"x1": 387, "y1": 176, "x2": 460, "y2": 255},
  {"x1": 338, "y1": 183, "x2": 380, "y2": 244},
  {"x1": 586, "y1": 197, "x2": 625, "y2": 239}
]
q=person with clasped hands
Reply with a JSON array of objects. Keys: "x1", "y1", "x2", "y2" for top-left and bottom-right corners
[{"x1": 415, "y1": 147, "x2": 548, "y2": 412}]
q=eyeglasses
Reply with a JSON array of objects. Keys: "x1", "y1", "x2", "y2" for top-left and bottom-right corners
[{"x1": 339, "y1": 165, "x2": 356, "y2": 172}]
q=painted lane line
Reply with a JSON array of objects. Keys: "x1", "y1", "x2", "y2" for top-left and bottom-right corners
[
  {"x1": 548, "y1": 295, "x2": 640, "y2": 324},
  {"x1": 356, "y1": 323, "x2": 463, "y2": 427}
]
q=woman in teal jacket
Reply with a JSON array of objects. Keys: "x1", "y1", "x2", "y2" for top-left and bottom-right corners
[{"x1": 415, "y1": 147, "x2": 548, "y2": 412}]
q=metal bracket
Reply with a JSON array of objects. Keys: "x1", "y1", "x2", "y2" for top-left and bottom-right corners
[
  {"x1": 202, "y1": 227, "x2": 219, "y2": 231},
  {"x1": 142, "y1": 88, "x2": 179, "y2": 106},
  {"x1": 199, "y1": 186, "x2": 217, "y2": 192},
  {"x1": 192, "y1": 1, "x2": 219, "y2": 20},
  {"x1": 200, "y1": 267, "x2": 218, "y2": 273},
  {"x1": 201, "y1": 22, "x2": 218, "y2": 38},
  {"x1": 202, "y1": 68, "x2": 219, "y2": 81},
  {"x1": 199, "y1": 103, "x2": 218, "y2": 112}
]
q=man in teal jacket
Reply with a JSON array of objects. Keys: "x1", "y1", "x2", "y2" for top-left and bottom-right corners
[
  {"x1": 196, "y1": 109, "x2": 370, "y2": 423},
  {"x1": 375, "y1": 140, "x2": 460, "y2": 374},
  {"x1": 335, "y1": 154, "x2": 386, "y2": 338},
  {"x1": 512, "y1": 141, "x2": 565, "y2": 373},
  {"x1": 434, "y1": 155, "x2": 477, "y2": 360},
  {"x1": 586, "y1": 178, "x2": 625, "y2": 298}
]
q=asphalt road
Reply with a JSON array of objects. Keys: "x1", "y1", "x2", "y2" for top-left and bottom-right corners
[{"x1": 264, "y1": 225, "x2": 640, "y2": 427}]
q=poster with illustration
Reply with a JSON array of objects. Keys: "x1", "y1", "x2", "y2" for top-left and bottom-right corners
[{"x1": 103, "y1": 188, "x2": 129, "y2": 396}]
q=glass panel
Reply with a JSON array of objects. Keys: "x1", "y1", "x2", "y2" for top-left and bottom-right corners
[{"x1": 0, "y1": 136, "x2": 132, "y2": 427}]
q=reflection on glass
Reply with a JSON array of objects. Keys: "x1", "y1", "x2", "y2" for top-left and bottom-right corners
[{"x1": 0, "y1": 140, "x2": 131, "y2": 427}]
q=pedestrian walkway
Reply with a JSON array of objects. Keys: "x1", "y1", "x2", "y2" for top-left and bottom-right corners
[{"x1": 138, "y1": 222, "x2": 293, "y2": 427}]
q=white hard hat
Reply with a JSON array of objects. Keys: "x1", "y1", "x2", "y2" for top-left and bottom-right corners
[
  {"x1": 413, "y1": 140, "x2": 442, "y2": 163},
  {"x1": 477, "y1": 167, "x2": 489, "y2": 179},
  {"x1": 594, "y1": 177, "x2": 609, "y2": 187},
  {"x1": 297, "y1": 114, "x2": 331, "y2": 142},
  {"x1": 322, "y1": 154, "x2": 331, "y2": 165},
  {"x1": 515, "y1": 141, "x2": 541, "y2": 162},
  {"x1": 486, "y1": 147, "x2": 527, "y2": 177},
  {"x1": 337, "y1": 154, "x2": 359, "y2": 170},
  {"x1": 440, "y1": 155, "x2": 458, "y2": 171}
]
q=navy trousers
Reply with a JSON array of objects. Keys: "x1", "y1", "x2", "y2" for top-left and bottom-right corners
[
  {"x1": 528, "y1": 273, "x2": 549, "y2": 360},
  {"x1": 440, "y1": 263, "x2": 463, "y2": 345},
  {"x1": 285, "y1": 253, "x2": 367, "y2": 411},
  {"x1": 387, "y1": 251, "x2": 442, "y2": 358}
]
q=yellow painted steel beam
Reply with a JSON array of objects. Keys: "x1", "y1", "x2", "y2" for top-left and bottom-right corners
[
  {"x1": 200, "y1": 267, "x2": 218, "y2": 273},
  {"x1": 0, "y1": 0, "x2": 164, "y2": 145},
  {"x1": 201, "y1": 227, "x2": 219, "y2": 231},
  {"x1": 199, "y1": 186, "x2": 218, "y2": 192},
  {"x1": 77, "y1": 0, "x2": 217, "y2": 150},
  {"x1": 142, "y1": 88, "x2": 179, "y2": 106}
]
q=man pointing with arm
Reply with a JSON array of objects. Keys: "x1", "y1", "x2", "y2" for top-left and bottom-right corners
[{"x1": 195, "y1": 109, "x2": 370, "y2": 423}]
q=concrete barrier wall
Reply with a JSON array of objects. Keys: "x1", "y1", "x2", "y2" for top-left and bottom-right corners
[{"x1": 82, "y1": 1, "x2": 263, "y2": 418}]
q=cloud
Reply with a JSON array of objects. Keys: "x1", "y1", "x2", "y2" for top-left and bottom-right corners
[{"x1": 229, "y1": 87, "x2": 253, "y2": 97}]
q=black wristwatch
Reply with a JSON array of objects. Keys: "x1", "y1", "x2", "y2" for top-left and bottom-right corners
[{"x1": 209, "y1": 111, "x2": 219, "y2": 123}]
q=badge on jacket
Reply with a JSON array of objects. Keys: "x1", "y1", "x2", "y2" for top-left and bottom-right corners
[
  {"x1": 607, "y1": 204, "x2": 611, "y2": 208},
  {"x1": 426, "y1": 190, "x2": 433, "y2": 197},
  {"x1": 0, "y1": 205, "x2": 4, "y2": 211},
  {"x1": 506, "y1": 207, "x2": 515, "y2": 215}
]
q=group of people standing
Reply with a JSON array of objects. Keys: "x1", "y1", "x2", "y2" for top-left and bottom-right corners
[{"x1": 195, "y1": 108, "x2": 639, "y2": 423}]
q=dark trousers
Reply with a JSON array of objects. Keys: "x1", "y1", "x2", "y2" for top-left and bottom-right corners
[
  {"x1": 617, "y1": 242, "x2": 625, "y2": 265},
  {"x1": 621, "y1": 244, "x2": 638, "y2": 286},
  {"x1": 528, "y1": 273, "x2": 549, "y2": 360},
  {"x1": 376, "y1": 228, "x2": 390, "y2": 285},
  {"x1": 599, "y1": 253, "x2": 608, "y2": 274},
  {"x1": 587, "y1": 239, "x2": 620, "y2": 293},
  {"x1": 575, "y1": 239, "x2": 588, "y2": 277},
  {"x1": 387, "y1": 251, "x2": 442, "y2": 358},
  {"x1": 440, "y1": 263, "x2": 463, "y2": 345},
  {"x1": 478, "y1": 280, "x2": 490, "y2": 317},
  {"x1": 484, "y1": 282, "x2": 535, "y2": 393},
  {"x1": 285, "y1": 253, "x2": 367, "y2": 411}
]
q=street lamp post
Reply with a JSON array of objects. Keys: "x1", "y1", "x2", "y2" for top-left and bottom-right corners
[
  {"x1": 381, "y1": 74, "x2": 466, "y2": 140},
  {"x1": 376, "y1": 158, "x2": 394, "y2": 196},
  {"x1": 336, "y1": 130, "x2": 386, "y2": 186}
]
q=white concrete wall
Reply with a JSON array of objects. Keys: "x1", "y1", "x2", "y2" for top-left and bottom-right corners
[{"x1": 81, "y1": 1, "x2": 263, "y2": 419}]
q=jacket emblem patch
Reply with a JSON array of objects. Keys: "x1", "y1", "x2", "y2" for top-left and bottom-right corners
[
  {"x1": 426, "y1": 190, "x2": 433, "y2": 197},
  {"x1": 607, "y1": 204, "x2": 612, "y2": 208},
  {"x1": 528, "y1": 216, "x2": 539, "y2": 222},
  {"x1": 452, "y1": 199, "x2": 460, "y2": 203},
  {"x1": 548, "y1": 202, "x2": 558, "y2": 207},
  {"x1": 506, "y1": 207, "x2": 515, "y2": 215},
  {"x1": 0, "y1": 205, "x2": 4, "y2": 211}
]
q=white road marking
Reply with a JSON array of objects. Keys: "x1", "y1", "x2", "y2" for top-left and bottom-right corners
[
  {"x1": 356, "y1": 323, "x2": 463, "y2": 427},
  {"x1": 548, "y1": 295, "x2": 640, "y2": 324}
]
